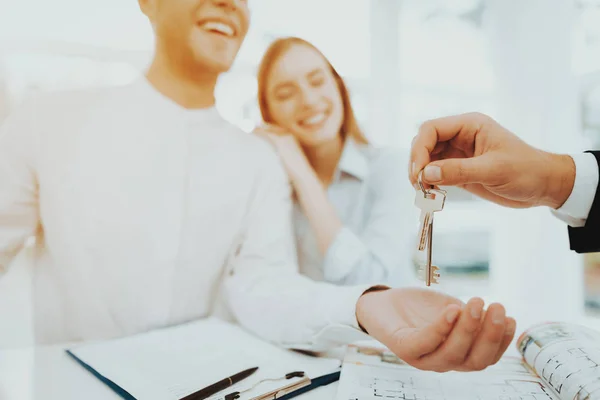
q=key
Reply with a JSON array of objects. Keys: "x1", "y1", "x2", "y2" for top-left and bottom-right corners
[
  {"x1": 415, "y1": 190, "x2": 445, "y2": 251},
  {"x1": 422, "y1": 218, "x2": 441, "y2": 286},
  {"x1": 417, "y1": 231, "x2": 441, "y2": 286},
  {"x1": 415, "y1": 180, "x2": 447, "y2": 286}
]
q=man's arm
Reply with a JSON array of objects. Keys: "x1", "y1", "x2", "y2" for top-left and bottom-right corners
[
  {"x1": 222, "y1": 144, "x2": 371, "y2": 349},
  {"x1": 553, "y1": 151, "x2": 600, "y2": 253},
  {"x1": 0, "y1": 100, "x2": 40, "y2": 274}
]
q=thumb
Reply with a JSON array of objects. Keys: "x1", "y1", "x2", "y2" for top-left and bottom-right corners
[
  {"x1": 394, "y1": 304, "x2": 461, "y2": 361},
  {"x1": 422, "y1": 157, "x2": 492, "y2": 186}
]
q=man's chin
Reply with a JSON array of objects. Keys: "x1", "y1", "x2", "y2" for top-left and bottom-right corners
[{"x1": 192, "y1": 53, "x2": 237, "y2": 75}]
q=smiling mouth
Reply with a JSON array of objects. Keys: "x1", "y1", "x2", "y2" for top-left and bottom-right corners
[
  {"x1": 299, "y1": 112, "x2": 329, "y2": 128},
  {"x1": 199, "y1": 21, "x2": 236, "y2": 37}
]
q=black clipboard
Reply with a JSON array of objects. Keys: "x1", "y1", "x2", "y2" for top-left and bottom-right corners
[
  {"x1": 276, "y1": 371, "x2": 340, "y2": 400},
  {"x1": 225, "y1": 370, "x2": 341, "y2": 400},
  {"x1": 67, "y1": 349, "x2": 340, "y2": 400},
  {"x1": 66, "y1": 350, "x2": 136, "y2": 400}
]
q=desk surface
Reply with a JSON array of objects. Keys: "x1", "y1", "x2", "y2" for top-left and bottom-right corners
[{"x1": 0, "y1": 345, "x2": 338, "y2": 400}]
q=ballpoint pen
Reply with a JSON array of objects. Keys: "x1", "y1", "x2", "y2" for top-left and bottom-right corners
[{"x1": 180, "y1": 366, "x2": 259, "y2": 400}]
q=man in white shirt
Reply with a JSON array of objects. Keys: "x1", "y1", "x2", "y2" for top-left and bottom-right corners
[
  {"x1": 409, "y1": 112, "x2": 600, "y2": 253},
  {"x1": 0, "y1": 0, "x2": 515, "y2": 373}
]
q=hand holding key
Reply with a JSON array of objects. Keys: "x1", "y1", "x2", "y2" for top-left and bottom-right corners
[
  {"x1": 415, "y1": 171, "x2": 446, "y2": 286},
  {"x1": 409, "y1": 112, "x2": 575, "y2": 210}
]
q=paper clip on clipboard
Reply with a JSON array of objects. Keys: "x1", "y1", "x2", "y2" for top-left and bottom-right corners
[{"x1": 225, "y1": 370, "x2": 338, "y2": 400}]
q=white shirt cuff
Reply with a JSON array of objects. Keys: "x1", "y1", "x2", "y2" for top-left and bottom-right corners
[
  {"x1": 335, "y1": 284, "x2": 372, "y2": 331},
  {"x1": 551, "y1": 153, "x2": 599, "y2": 228},
  {"x1": 293, "y1": 285, "x2": 374, "y2": 351}
]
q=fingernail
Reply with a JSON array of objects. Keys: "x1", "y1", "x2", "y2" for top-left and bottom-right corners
[
  {"x1": 492, "y1": 310, "x2": 505, "y2": 325},
  {"x1": 505, "y1": 319, "x2": 516, "y2": 335},
  {"x1": 446, "y1": 308, "x2": 460, "y2": 323},
  {"x1": 424, "y1": 165, "x2": 442, "y2": 182},
  {"x1": 470, "y1": 307, "x2": 481, "y2": 320}
]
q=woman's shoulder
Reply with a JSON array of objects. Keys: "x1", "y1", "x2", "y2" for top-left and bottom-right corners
[
  {"x1": 356, "y1": 143, "x2": 410, "y2": 179},
  {"x1": 360, "y1": 145, "x2": 414, "y2": 200}
]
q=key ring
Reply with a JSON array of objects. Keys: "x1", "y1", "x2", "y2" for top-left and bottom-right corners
[
  {"x1": 417, "y1": 170, "x2": 431, "y2": 196},
  {"x1": 418, "y1": 170, "x2": 447, "y2": 198}
]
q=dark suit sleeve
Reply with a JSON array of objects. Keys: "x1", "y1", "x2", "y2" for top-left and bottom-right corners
[{"x1": 567, "y1": 151, "x2": 600, "y2": 253}]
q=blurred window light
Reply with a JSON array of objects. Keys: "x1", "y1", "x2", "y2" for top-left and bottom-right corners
[
  {"x1": 2, "y1": 51, "x2": 141, "y2": 106},
  {"x1": 1, "y1": 0, "x2": 598, "y2": 320}
]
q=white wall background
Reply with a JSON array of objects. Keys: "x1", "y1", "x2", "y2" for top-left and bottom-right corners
[{"x1": 2, "y1": 0, "x2": 600, "y2": 348}]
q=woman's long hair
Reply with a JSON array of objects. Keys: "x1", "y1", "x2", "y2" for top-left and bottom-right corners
[{"x1": 257, "y1": 37, "x2": 369, "y2": 145}]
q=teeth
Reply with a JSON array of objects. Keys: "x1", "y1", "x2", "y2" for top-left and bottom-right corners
[
  {"x1": 301, "y1": 113, "x2": 327, "y2": 126},
  {"x1": 201, "y1": 21, "x2": 234, "y2": 37}
]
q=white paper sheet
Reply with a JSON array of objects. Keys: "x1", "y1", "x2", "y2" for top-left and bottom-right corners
[
  {"x1": 69, "y1": 317, "x2": 340, "y2": 400},
  {"x1": 335, "y1": 344, "x2": 559, "y2": 400}
]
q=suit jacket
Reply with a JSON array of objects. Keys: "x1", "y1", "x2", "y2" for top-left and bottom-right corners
[{"x1": 568, "y1": 151, "x2": 600, "y2": 253}]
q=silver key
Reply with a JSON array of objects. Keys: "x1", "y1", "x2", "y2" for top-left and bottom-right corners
[
  {"x1": 415, "y1": 190, "x2": 445, "y2": 251},
  {"x1": 422, "y1": 218, "x2": 441, "y2": 286},
  {"x1": 415, "y1": 190, "x2": 445, "y2": 286},
  {"x1": 415, "y1": 171, "x2": 446, "y2": 286}
]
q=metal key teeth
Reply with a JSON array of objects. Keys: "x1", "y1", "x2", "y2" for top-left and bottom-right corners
[
  {"x1": 418, "y1": 266, "x2": 440, "y2": 285},
  {"x1": 430, "y1": 266, "x2": 440, "y2": 284}
]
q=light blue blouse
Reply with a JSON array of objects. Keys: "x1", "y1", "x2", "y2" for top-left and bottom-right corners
[{"x1": 293, "y1": 139, "x2": 418, "y2": 287}]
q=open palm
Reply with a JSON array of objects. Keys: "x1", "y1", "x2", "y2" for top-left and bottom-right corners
[{"x1": 357, "y1": 287, "x2": 515, "y2": 372}]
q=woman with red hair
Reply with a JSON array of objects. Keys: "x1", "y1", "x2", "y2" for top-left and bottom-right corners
[{"x1": 255, "y1": 37, "x2": 416, "y2": 287}]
